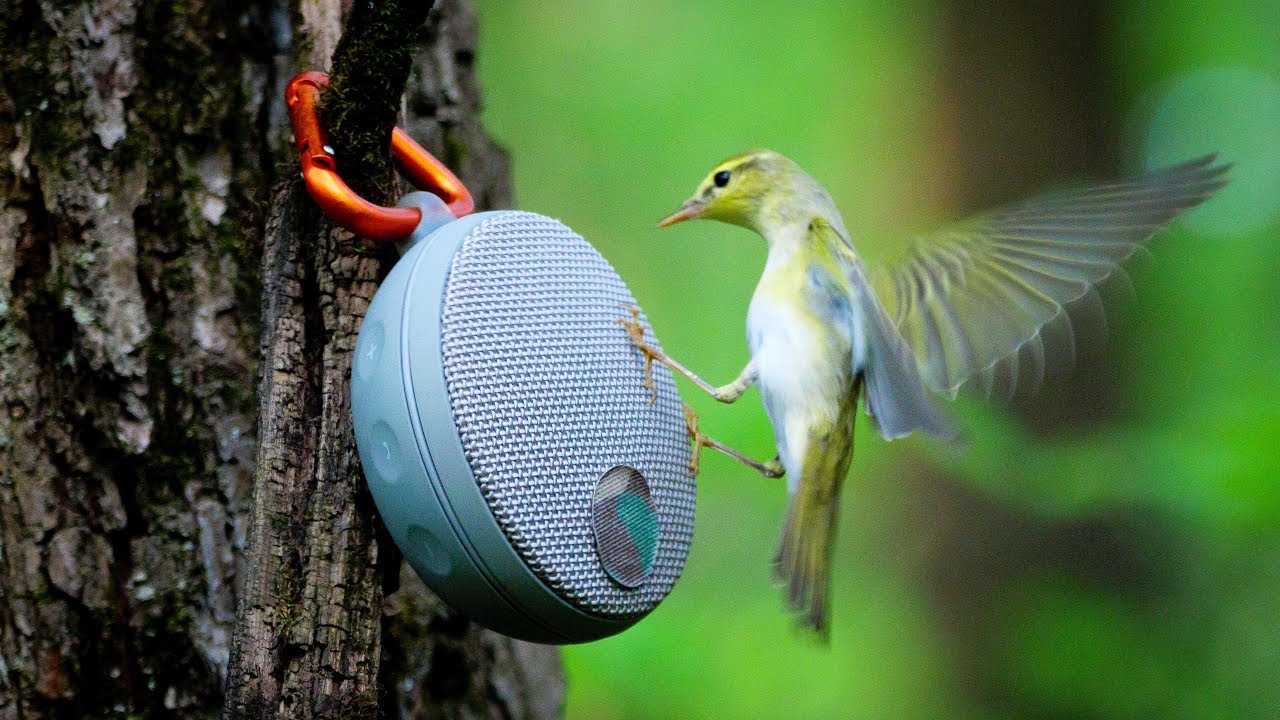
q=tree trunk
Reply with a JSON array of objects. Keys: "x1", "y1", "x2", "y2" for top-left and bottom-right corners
[{"x1": 0, "y1": 1, "x2": 563, "y2": 718}]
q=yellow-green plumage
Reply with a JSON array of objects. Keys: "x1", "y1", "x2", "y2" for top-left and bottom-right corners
[
  {"x1": 651, "y1": 149, "x2": 1229, "y2": 638},
  {"x1": 750, "y1": 215, "x2": 861, "y2": 637},
  {"x1": 773, "y1": 377, "x2": 858, "y2": 637}
]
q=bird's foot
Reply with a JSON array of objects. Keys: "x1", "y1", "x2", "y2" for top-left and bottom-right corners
[
  {"x1": 616, "y1": 305, "x2": 659, "y2": 403},
  {"x1": 682, "y1": 402, "x2": 785, "y2": 480},
  {"x1": 760, "y1": 457, "x2": 785, "y2": 479}
]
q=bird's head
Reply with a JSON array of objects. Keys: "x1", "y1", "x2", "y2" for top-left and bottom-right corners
[{"x1": 658, "y1": 149, "x2": 811, "y2": 234}]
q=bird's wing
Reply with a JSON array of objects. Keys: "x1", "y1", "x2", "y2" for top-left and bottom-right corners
[
  {"x1": 870, "y1": 155, "x2": 1230, "y2": 398},
  {"x1": 813, "y1": 217, "x2": 956, "y2": 441}
]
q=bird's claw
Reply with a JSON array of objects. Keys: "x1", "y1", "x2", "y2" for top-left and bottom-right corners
[
  {"x1": 616, "y1": 305, "x2": 658, "y2": 404},
  {"x1": 683, "y1": 402, "x2": 703, "y2": 477}
]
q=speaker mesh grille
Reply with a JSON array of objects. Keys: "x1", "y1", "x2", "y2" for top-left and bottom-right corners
[{"x1": 439, "y1": 211, "x2": 694, "y2": 618}]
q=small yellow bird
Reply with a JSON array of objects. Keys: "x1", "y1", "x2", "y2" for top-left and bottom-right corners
[{"x1": 622, "y1": 149, "x2": 1228, "y2": 638}]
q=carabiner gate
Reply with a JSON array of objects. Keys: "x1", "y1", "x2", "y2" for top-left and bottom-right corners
[{"x1": 285, "y1": 71, "x2": 475, "y2": 241}]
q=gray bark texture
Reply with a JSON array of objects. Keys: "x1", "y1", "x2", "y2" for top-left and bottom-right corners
[{"x1": 0, "y1": 0, "x2": 564, "y2": 718}]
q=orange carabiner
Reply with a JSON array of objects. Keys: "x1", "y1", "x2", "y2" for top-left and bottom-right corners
[{"x1": 285, "y1": 71, "x2": 474, "y2": 241}]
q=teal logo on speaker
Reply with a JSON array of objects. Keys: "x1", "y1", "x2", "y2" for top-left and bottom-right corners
[{"x1": 592, "y1": 466, "x2": 659, "y2": 588}]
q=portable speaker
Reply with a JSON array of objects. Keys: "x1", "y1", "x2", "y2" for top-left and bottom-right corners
[{"x1": 351, "y1": 192, "x2": 695, "y2": 644}]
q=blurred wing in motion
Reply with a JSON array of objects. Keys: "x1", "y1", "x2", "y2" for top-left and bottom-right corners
[
  {"x1": 872, "y1": 155, "x2": 1230, "y2": 398},
  {"x1": 808, "y1": 217, "x2": 957, "y2": 442}
]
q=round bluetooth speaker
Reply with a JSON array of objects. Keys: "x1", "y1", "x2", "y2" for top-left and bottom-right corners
[{"x1": 351, "y1": 192, "x2": 695, "y2": 644}]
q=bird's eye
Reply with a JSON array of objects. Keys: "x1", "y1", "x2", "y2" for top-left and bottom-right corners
[{"x1": 713, "y1": 170, "x2": 731, "y2": 187}]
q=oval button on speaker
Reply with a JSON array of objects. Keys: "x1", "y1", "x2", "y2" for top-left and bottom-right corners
[
  {"x1": 355, "y1": 319, "x2": 384, "y2": 382},
  {"x1": 406, "y1": 524, "x2": 453, "y2": 577},
  {"x1": 592, "y1": 466, "x2": 659, "y2": 589},
  {"x1": 370, "y1": 419, "x2": 402, "y2": 484}
]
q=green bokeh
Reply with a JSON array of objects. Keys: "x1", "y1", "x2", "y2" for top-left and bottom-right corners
[{"x1": 475, "y1": 1, "x2": 1280, "y2": 717}]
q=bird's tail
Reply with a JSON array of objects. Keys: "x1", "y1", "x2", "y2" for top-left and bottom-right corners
[{"x1": 773, "y1": 392, "x2": 858, "y2": 640}]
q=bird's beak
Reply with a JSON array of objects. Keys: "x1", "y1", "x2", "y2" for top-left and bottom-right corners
[{"x1": 657, "y1": 200, "x2": 705, "y2": 228}]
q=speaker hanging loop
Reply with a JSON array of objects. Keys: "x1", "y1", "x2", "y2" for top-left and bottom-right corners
[{"x1": 285, "y1": 70, "x2": 475, "y2": 241}]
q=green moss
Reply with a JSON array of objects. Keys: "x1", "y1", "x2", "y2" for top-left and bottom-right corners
[
  {"x1": 0, "y1": 326, "x2": 20, "y2": 350},
  {"x1": 323, "y1": 0, "x2": 436, "y2": 202},
  {"x1": 442, "y1": 126, "x2": 468, "y2": 173},
  {"x1": 0, "y1": 5, "x2": 83, "y2": 176},
  {"x1": 160, "y1": 591, "x2": 194, "y2": 637},
  {"x1": 218, "y1": 182, "x2": 264, "y2": 343},
  {"x1": 70, "y1": 304, "x2": 92, "y2": 326}
]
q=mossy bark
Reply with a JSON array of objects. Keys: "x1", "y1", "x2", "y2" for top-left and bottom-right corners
[{"x1": 0, "y1": 1, "x2": 561, "y2": 718}]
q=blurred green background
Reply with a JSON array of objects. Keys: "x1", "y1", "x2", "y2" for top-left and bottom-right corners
[{"x1": 474, "y1": 0, "x2": 1280, "y2": 717}]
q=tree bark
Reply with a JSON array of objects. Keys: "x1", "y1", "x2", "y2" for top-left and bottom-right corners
[{"x1": 0, "y1": 1, "x2": 563, "y2": 718}]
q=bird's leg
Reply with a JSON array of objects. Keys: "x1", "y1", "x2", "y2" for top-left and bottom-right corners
[
  {"x1": 616, "y1": 308, "x2": 776, "y2": 476},
  {"x1": 683, "y1": 403, "x2": 784, "y2": 479},
  {"x1": 617, "y1": 306, "x2": 757, "y2": 404}
]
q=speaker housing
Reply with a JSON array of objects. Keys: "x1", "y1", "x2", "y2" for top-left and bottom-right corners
[{"x1": 352, "y1": 193, "x2": 694, "y2": 644}]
